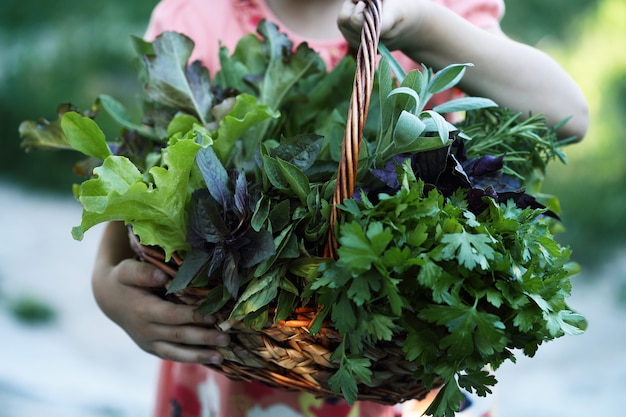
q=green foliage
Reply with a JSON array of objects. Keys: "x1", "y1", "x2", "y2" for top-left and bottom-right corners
[
  {"x1": 501, "y1": 0, "x2": 599, "y2": 45},
  {"x1": 310, "y1": 170, "x2": 585, "y2": 412},
  {"x1": 1, "y1": 0, "x2": 156, "y2": 191},
  {"x1": 10, "y1": 0, "x2": 623, "y2": 272},
  {"x1": 18, "y1": 19, "x2": 587, "y2": 417},
  {"x1": 531, "y1": 0, "x2": 626, "y2": 267}
]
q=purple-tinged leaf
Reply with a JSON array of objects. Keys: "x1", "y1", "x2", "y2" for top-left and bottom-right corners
[
  {"x1": 185, "y1": 60, "x2": 214, "y2": 123},
  {"x1": 412, "y1": 146, "x2": 450, "y2": 184},
  {"x1": 207, "y1": 246, "x2": 225, "y2": 279},
  {"x1": 143, "y1": 32, "x2": 214, "y2": 124},
  {"x1": 223, "y1": 251, "x2": 241, "y2": 298},
  {"x1": 233, "y1": 170, "x2": 249, "y2": 217},
  {"x1": 196, "y1": 146, "x2": 232, "y2": 208},
  {"x1": 240, "y1": 230, "x2": 276, "y2": 268},
  {"x1": 167, "y1": 249, "x2": 211, "y2": 294},
  {"x1": 433, "y1": 154, "x2": 471, "y2": 197},
  {"x1": 19, "y1": 103, "x2": 79, "y2": 152},
  {"x1": 470, "y1": 154, "x2": 505, "y2": 176},
  {"x1": 187, "y1": 189, "x2": 229, "y2": 246},
  {"x1": 371, "y1": 154, "x2": 410, "y2": 189}
]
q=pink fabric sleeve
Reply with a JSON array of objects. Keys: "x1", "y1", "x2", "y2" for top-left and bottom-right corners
[
  {"x1": 143, "y1": 0, "x2": 353, "y2": 71},
  {"x1": 144, "y1": 0, "x2": 505, "y2": 74},
  {"x1": 143, "y1": 0, "x2": 202, "y2": 42},
  {"x1": 144, "y1": 0, "x2": 247, "y2": 73},
  {"x1": 436, "y1": 0, "x2": 505, "y2": 29}
]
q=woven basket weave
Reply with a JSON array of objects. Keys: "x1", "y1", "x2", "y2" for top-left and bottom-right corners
[{"x1": 132, "y1": 0, "x2": 442, "y2": 405}]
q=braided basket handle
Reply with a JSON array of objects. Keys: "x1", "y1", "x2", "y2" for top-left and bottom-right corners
[{"x1": 325, "y1": 0, "x2": 382, "y2": 259}]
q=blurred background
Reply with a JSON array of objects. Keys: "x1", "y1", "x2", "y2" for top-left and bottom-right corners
[{"x1": 0, "y1": 0, "x2": 624, "y2": 416}]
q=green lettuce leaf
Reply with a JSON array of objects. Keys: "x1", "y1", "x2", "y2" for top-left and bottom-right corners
[
  {"x1": 211, "y1": 93, "x2": 278, "y2": 162},
  {"x1": 73, "y1": 137, "x2": 203, "y2": 259},
  {"x1": 19, "y1": 104, "x2": 80, "y2": 152},
  {"x1": 61, "y1": 112, "x2": 112, "y2": 161},
  {"x1": 143, "y1": 31, "x2": 214, "y2": 125}
]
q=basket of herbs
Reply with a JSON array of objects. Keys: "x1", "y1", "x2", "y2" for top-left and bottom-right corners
[{"x1": 20, "y1": 1, "x2": 586, "y2": 416}]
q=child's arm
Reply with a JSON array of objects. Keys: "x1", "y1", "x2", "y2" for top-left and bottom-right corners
[
  {"x1": 92, "y1": 222, "x2": 229, "y2": 364},
  {"x1": 338, "y1": 0, "x2": 589, "y2": 141}
]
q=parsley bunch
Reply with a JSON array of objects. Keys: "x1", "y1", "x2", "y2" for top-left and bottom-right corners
[{"x1": 308, "y1": 161, "x2": 585, "y2": 415}]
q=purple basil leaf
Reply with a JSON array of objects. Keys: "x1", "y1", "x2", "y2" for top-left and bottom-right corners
[
  {"x1": 196, "y1": 146, "x2": 232, "y2": 208},
  {"x1": 187, "y1": 190, "x2": 229, "y2": 246},
  {"x1": 240, "y1": 229, "x2": 276, "y2": 268},
  {"x1": 371, "y1": 154, "x2": 410, "y2": 189},
  {"x1": 466, "y1": 188, "x2": 490, "y2": 214},
  {"x1": 207, "y1": 246, "x2": 225, "y2": 278},
  {"x1": 352, "y1": 188, "x2": 367, "y2": 203},
  {"x1": 412, "y1": 146, "x2": 450, "y2": 184},
  {"x1": 223, "y1": 251, "x2": 241, "y2": 298},
  {"x1": 227, "y1": 234, "x2": 251, "y2": 252},
  {"x1": 166, "y1": 249, "x2": 211, "y2": 294},
  {"x1": 471, "y1": 173, "x2": 521, "y2": 195},
  {"x1": 498, "y1": 192, "x2": 559, "y2": 219},
  {"x1": 470, "y1": 154, "x2": 505, "y2": 176},
  {"x1": 433, "y1": 154, "x2": 472, "y2": 197},
  {"x1": 233, "y1": 170, "x2": 249, "y2": 217},
  {"x1": 450, "y1": 155, "x2": 471, "y2": 185}
]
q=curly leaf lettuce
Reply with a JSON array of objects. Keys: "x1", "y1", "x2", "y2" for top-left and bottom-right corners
[
  {"x1": 212, "y1": 93, "x2": 279, "y2": 162},
  {"x1": 70, "y1": 120, "x2": 205, "y2": 259},
  {"x1": 19, "y1": 104, "x2": 88, "y2": 152}
]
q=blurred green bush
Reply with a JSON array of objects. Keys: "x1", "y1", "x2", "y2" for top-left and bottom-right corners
[
  {"x1": 0, "y1": 0, "x2": 157, "y2": 191},
  {"x1": 501, "y1": 0, "x2": 599, "y2": 44},
  {"x1": 534, "y1": 0, "x2": 626, "y2": 267}
]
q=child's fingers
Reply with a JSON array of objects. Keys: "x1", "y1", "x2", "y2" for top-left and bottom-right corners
[
  {"x1": 151, "y1": 341, "x2": 225, "y2": 365},
  {"x1": 152, "y1": 323, "x2": 230, "y2": 349},
  {"x1": 114, "y1": 258, "x2": 169, "y2": 288}
]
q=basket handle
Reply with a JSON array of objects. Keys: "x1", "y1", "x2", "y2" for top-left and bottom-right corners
[{"x1": 325, "y1": 0, "x2": 382, "y2": 259}]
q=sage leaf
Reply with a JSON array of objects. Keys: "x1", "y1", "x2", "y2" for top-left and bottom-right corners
[
  {"x1": 422, "y1": 110, "x2": 451, "y2": 144},
  {"x1": 393, "y1": 110, "x2": 427, "y2": 146},
  {"x1": 428, "y1": 63, "x2": 472, "y2": 95},
  {"x1": 387, "y1": 87, "x2": 420, "y2": 113},
  {"x1": 378, "y1": 43, "x2": 406, "y2": 82},
  {"x1": 433, "y1": 97, "x2": 498, "y2": 114}
]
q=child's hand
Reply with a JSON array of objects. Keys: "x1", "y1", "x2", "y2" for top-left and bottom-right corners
[
  {"x1": 338, "y1": 0, "x2": 588, "y2": 141},
  {"x1": 92, "y1": 222, "x2": 229, "y2": 364},
  {"x1": 337, "y1": 0, "x2": 428, "y2": 53}
]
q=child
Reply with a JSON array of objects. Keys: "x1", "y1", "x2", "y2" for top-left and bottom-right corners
[{"x1": 91, "y1": 1, "x2": 589, "y2": 416}]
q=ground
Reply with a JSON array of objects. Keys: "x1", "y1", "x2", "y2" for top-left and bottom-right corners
[{"x1": 1, "y1": 181, "x2": 624, "y2": 417}]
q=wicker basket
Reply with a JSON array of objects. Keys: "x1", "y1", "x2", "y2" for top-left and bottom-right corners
[{"x1": 131, "y1": 0, "x2": 442, "y2": 405}]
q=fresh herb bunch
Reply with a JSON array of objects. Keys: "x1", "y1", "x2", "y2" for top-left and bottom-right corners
[{"x1": 20, "y1": 20, "x2": 586, "y2": 417}]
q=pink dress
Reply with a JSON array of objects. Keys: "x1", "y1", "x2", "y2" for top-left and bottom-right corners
[{"x1": 144, "y1": 1, "x2": 505, "y2": 416}]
